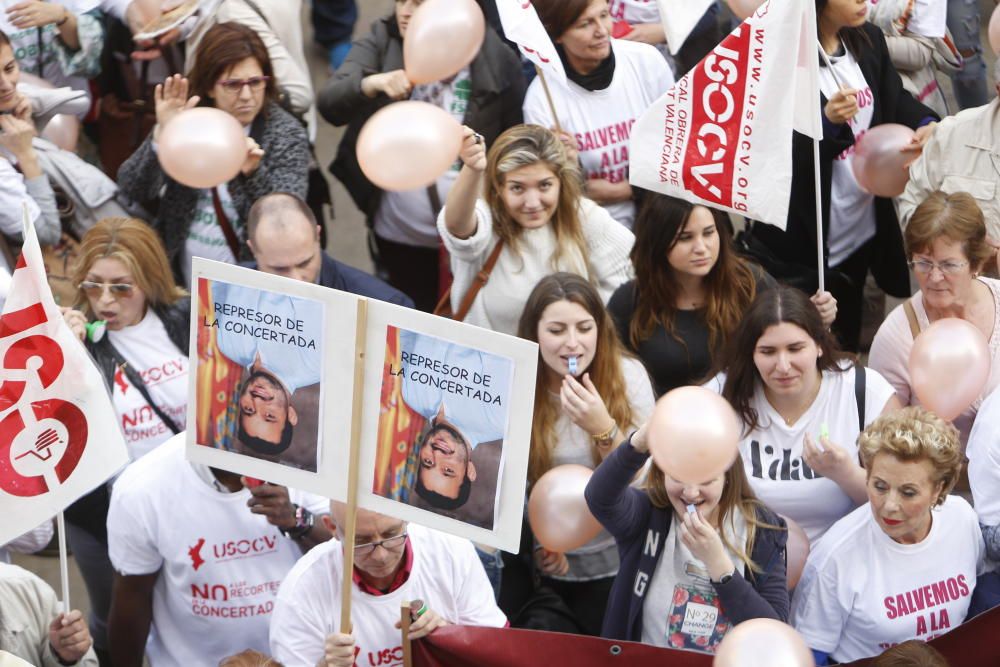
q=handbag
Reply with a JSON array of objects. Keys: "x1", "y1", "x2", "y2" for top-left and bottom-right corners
[{"x1": 433, "y1": 241, "x2": 504, "y2": 321}]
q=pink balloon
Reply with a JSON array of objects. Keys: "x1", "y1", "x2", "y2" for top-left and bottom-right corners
[
  {"x1": 157, "y1": 107, "x2": 246, "y2": 189},
  {"x1": 990, "y1": 5, "x2": 1000, "y2": 55},
  {"x1": 42, "y1": 114, "x2": 80, "y2": 152},
  {"x1": 714, "y1": 619, "x2": 813, "y2": 667},
  {"x1": 357, "y1": 101, "x2": 462, "y2": 191},
  {"x1": 781, "y1": 516, "x2": 810, "y2": 590},
  {"x1": 909, "y1": 318, "x2": 990, "y2": 421},
  {"x1": 648, "y1": 386, "x2": 740, "y2": 485},
  {"x1": 403, "y1": 0, "x2": 485, "y2": 85},
  {"x1": 851, "y1": 123, "x2": 917, "y2": 197},
  {"x1": 726, "y1": 0, "x2": 765, "y2": 20},
  {"x1": 528, "y1": 464, "x2": 603, "y2": 553}
]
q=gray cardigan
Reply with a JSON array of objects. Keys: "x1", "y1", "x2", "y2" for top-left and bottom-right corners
[{"x1": 116, "y1": 103, "x2": 309, "y2": 276}]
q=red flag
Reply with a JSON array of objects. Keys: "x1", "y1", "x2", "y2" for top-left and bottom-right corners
[{"x1": 0, "y1": 210, "x2": 128, "y2": 544}]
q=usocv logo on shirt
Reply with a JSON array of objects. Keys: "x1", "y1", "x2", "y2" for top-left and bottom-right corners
[
  {"x1": 187, "y1": 534, "x2": 281, "y2": 570},
  {"x1": 748, "y1": 440, "x2": 821, "y2": 481}
]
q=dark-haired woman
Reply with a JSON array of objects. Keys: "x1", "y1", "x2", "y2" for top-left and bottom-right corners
[
  {"x1": 118, "y1": 21, "x2": 310, "y2": 285},
  {"x1": 524, "y1": 0, "x2": 674, "y2": 228},
  {"x1": 742, "y1": 0, "x2": 938, "y2": 351},
  {"x1": 716, "y1": 286, "x2": 901, "y2": 544},
  {"x1": 515, "y1": 272, "x2": 655, "y2": 635},
  {"x1": 608, "y1": 194, "x2": 835, "y2": 396}
]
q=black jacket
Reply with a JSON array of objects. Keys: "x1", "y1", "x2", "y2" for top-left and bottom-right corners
[
  {"x1": 64, "y1": 299, "x2": 190, "y2": 539},
  {"x1": 586, "y1": 442, "x2": 790, "y2": 642},
  {"x1": 318, "y1": 13, "x2": 525, "y2": 222},
  {"x1": 748, "y1": 24, "x2": 937, "y2": 298},
  {"x1": 243, "y1": 252, "x2": 415, "y2": 308}
]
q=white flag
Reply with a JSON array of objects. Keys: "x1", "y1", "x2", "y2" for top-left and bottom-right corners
[
  {"x1": 656, "y1": 0, "x2": 716, "y2": 55},
  {"x1": 629, "y1": 0, "x2": 822, "y2": 228},
  {"x1": 495, "y1": 0, "x2": 567, "y2": 86},
  {"x1": 0, "y1": 211, "x2": 128, "y2": 544}
]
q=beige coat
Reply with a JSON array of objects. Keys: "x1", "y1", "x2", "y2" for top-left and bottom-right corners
[{"x1": 898, "y1": 98, "x2": 1000, "y2": 238}]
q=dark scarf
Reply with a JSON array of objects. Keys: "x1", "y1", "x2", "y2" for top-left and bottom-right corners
[{"x1": 557, "y1": 43, "x2": 616, "y2": 91}]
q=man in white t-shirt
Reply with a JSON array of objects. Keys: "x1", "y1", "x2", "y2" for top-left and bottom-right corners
[
  {"x1": 269, "y1": 504, "x2": 506, "y2": 666},
  {"x1": 106, "y1": 433, "x2": 332, "y2": 667}
]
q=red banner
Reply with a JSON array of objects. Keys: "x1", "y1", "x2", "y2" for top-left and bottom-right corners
[{"x1": 413, "y1": 606, "x2": 1000, "y2": 667}]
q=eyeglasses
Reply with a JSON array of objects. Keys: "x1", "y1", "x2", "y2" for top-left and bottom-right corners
[
  {"x1": 217, "y1": 76, "x2": 270, "y2": 94},
  {"x1": 78, "y1": 281, "x2": 135, "y2": 299},
  {"x1": 907, "y1": 259, "x2": 969, "y2": 276},
  {"x1": 353, "y1": 533, "x2": 407, "y2": 555}
]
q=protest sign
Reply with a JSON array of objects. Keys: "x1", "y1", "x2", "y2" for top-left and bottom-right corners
[
  {"x1": 0, "y1": 217, "x2": 129, "y2": 546},
  {"x1": 187, "y1": 259, "x2": 537, "y2": 553},
  {"x1": 187, "y1": 260, "x2": 358, "y2": 499},
  {"x1": 629, "y1": 0, "x2": 821, "y2": 228}
]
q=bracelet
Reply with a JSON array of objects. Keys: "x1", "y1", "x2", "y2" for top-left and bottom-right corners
[
  {"x1": 279, "y1": 504, "x2": 314, "y2": 540},
  {"x1": 591, "y1": 422, "x2": 619, "y2": 444}
]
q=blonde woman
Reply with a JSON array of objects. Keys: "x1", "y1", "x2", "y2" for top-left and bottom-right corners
[{"x1": 440, "y1": 124, "x2": 634, "y2": 335}]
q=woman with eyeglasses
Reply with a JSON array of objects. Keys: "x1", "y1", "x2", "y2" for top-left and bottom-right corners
[
  {"x1": 869, "y1": 191, "x2": 1000, "y2": 443},
  {"x1": 58, "y1": 216, "x2": 189, "y2": 665},
  {"x1": 118, "y1": 21, "x2": 310, "y2": 286}
]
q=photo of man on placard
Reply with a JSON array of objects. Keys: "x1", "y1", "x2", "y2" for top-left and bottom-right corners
[
  {"x1": 196, "y1": 279, "x2": 323, "y2": 472},
  {"x1": 374, "y1": 326, "x2": 513, "y2": 530}
]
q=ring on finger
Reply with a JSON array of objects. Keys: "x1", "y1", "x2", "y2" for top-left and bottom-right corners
[{"x1": 473, "y1": 132, "x2": 483, "y2": 145}]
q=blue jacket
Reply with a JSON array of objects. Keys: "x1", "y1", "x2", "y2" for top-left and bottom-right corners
[
  {"x1": 244, "y1": 251, "x2": 414, "y2": 308},
  {"x1": 584, "y1": 440, "x2": 790, "y2": 642}
]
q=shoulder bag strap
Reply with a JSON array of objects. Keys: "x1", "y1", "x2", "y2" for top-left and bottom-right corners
[
  {"x1": 854, "y1": 364, "x2": 866, "y2": 431},
  {"x1": 453, "y1": 240, "x2": 504, "y2": 322},
  {"x1": 211, "y1": 187, "x2": 242, "y2": 259},
  {"x1": 105, "y1": 343, "x2": 182, "y2": 435},
  {"x1": 903, "y1": 298, "x2": 921, "y2": 339}
]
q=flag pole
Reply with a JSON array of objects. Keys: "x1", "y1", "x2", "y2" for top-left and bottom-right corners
[
  {"x1": 534, "y1": 65, "x2": 563, "y2": 135},
  {"x1": 56, "y1": 511, "x2": 70, "y2": 612},
  {"x1": 812, "y1": 136, "x2": 825, "y2": 293},
  {"x1": 339, "y1": 297, "x2": 369, "y2": 634}
]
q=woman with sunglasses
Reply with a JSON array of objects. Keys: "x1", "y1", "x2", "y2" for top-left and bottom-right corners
[
  {"x1": 118, "y1": 21, "x2": 310, "y2": 286},
  {"x1": 869, "y1": 192, "x2": 1000, "y2": 443},
  {"x1": 59, "y1": 216, "x2": 189, "y2": 665}
]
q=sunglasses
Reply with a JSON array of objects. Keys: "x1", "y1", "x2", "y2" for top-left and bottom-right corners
[
  {"x1": 217, "y1": 76, "x2": 270, "y2": 94},
  {"x1": 78, "y1": 281, "x2": 136, "y2": 299}
]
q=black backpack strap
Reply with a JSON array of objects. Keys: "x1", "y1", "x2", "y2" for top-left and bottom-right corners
[
  {"x1": 106, "y1": 343, "x2": 182, "y2": 435},
  {"x1": 855, "y1": 365, "x2": 866, "y2": 431}
]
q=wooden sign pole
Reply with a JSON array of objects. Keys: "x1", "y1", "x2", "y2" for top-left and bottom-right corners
[{"x1": 339, "y1": 298, "x2": 369, "y2": 634}]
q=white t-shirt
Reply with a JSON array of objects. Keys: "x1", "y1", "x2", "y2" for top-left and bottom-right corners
[
  {"x1": 548, "y1": 356, "x2": 655, "y2": 581},
  {"x1": 106, "y1": 309, "x2": 189, "y2": 462},
  {"x1": 523, "y1": 39, "x2": 674, "y2": 229},
  {"x1": 374, "y1": 68, "x2": 470, "y2": 248},
  {"x1": 736, "y1": 365, "x2": 894, "y2": 544},
  {"x1": 182, "y1": 184, "x2": 241, "y2": 287},
  {"x1": 107, "y1": 434, "x2": 329, "y2": 667},
  {"x1": 819, "y1": 47, "x2": 876, "y2": 267},
  {"x1": 791, "y1": 496, "x2": 984, "y2": 662},
  {"x1": 269, "y1": 524, "x2": 506, "y2": 667},
  {"x1": 966, "y1": 386, "x2": 1000, "y2": 526},
  {"x1": 641, "y1": 511, "x2": 748, "y2": 653}
]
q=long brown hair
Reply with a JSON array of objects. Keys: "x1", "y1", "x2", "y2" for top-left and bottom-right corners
[
  {"x1": 188, "y1": 22, "x2": 279, "y2": 108},
  {"x1": 71, "y1": 218, "x2": 187, "y2": 315},
  {"x1": 719, "y1": 286, "x2": 852, "y2": 434},
  {"x1": 646, "y1": 459, "x2": 779, "y2": 574},
  {"x1": 517, "y1": 273, "x2": 634, "y2": 484},
  {"x1": 629, "y1": 194, "x2": 757, "y2": 356},
  {"x1": 484, "y1": 125, "x2": 589, "y2": 271}
]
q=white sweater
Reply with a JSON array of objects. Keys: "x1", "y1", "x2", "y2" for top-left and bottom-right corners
[{"x1": 438, "y1": 198, "x2": 635, "y2": 335}]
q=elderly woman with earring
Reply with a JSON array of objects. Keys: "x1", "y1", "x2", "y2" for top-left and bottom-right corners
[
  {"x1": 791, "y1": 407, "x2": 983, "y2": 665},
  {"x1": 869, "y1": 191, "x2": 1000, "y2": 442}
]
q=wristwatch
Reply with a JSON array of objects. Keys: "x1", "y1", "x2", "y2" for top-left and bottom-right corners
[
  {"x1": 713, "y1": 568, "x2": 736, "y2": 585},
  {"x1": 280, "y1": 504, "x2": 314, "y2": 540}
]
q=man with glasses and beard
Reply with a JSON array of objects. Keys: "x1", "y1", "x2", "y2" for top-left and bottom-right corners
[{"x1": 269, "y1": 503, "x2": 505, "y2": 667}]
